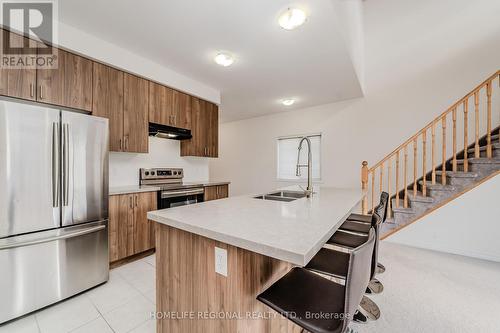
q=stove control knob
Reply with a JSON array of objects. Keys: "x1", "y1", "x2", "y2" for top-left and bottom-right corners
[
  {"x1": 145, "y1": 171, "x2": 150, "y2": 176},
  {"x1": 151, "y1": 171, "x2": 156, "y2": 176}
]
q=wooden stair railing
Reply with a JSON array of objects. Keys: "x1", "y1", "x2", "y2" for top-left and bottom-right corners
[{"x1": 361, "y1": 70, "x2": 500, "y2": 216}]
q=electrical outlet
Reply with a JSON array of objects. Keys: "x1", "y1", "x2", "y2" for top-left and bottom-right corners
[{"x1": 215, "y1": 247, "x2": 227, "y2": 277}]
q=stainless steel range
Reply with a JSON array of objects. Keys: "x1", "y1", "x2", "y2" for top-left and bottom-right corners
[{"x1": 140, "y1": 168, "x2": 204, "y2": 209}]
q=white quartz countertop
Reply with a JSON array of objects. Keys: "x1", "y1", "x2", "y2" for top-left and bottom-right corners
[
  {"x1": 148, "y1": 186, "x2": 363, "y2": 266},
  {"x1": 109, "y1": 181, "x2": 230, "y2": 195}
]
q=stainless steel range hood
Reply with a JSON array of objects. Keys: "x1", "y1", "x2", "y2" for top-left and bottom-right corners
[{"x1": 149, "y1": 122, "x2": 192, "y2": 140}]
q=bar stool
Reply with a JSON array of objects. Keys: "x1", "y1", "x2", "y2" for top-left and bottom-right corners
[
  {"x1": 307, "y1": 213, "x2": 382, "y2": 322},
  {"x1": 337, "y1": 192, "x2": 389, "y2": 276},
  {"x1": 257, "y1": 229, "x2": 376, "y2": 333}
]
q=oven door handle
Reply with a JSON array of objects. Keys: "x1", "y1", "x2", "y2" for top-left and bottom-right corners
[{"x1": 161, "y1": 188, "x2": 204, "y2": 199}]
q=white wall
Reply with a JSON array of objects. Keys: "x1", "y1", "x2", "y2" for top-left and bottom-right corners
[
  {"x1": 386, "y1": 173, "x2": 500, "y2": 262},
  {"x1": 209, "y1": 0, "x2": 500, "y2": 196},
  {"x1": 109, "y1": 137, "x2": 209, "y2": 187}
]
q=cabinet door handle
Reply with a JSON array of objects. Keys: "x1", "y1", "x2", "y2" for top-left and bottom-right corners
[
  {"x1": 30, "y1": 83, "x2": 34, "y2": 98},
  {"x1": 39, "y1": 85, "x2": 43, "y2": 99},
  {"x1": 135, "y1": 195, "x2": 138, "y2": 207},
  {"x1": 216, "y1": 186, "x2": 219, "y2": 197},
  {"x1": 119, "y1": 138, "x2": 123, "y2": 151},
  {"x1": 129, "y1": 196, "x2": 133, "y2": 209}
]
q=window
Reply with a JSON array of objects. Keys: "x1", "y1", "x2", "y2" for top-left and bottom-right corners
[{"x1": 277, "y1": 134, "x2": 321, "y2": 181}]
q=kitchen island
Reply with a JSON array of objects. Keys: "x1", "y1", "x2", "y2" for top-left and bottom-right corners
[{"x1": 148, "y1": 186, "x2": 363, "y2": 332}]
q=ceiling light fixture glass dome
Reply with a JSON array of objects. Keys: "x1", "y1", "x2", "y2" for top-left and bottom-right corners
[
  {"x1": 282, "y1": 99, "x2": 295, "y2": 106},
  {"x1": 278, "y1": 8, "x2": 307, "y2": 30},
  {"x1": 214, "y1": 52, "x2": 234, "y2": 67}
]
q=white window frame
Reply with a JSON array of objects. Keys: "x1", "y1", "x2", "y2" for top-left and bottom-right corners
[{"x1": 276, "y1": 133, "x2": 322, "y2": 183}]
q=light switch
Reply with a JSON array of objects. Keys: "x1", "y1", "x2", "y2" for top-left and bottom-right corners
[{"x1": 215, "y1": 247, "x2": 227, "y2": 277}]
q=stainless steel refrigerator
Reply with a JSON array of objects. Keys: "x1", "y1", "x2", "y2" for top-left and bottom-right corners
[{"x1": 0, "y1": 99, "x2": 109, "y2": 324}]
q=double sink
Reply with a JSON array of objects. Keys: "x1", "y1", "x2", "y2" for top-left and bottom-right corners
[{"x1": 254, "y1": 190, "x2": 307, "y2": 202}]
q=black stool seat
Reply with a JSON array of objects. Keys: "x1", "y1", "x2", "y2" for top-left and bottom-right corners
[
  {"x1": 257, "y1": 267, "x2": 346, "y2": 333},
  {"x1": 339, "y1": 220, "x2": 371, "y2": 234},
  {"x1": 305, "y1": 248, "x2": 349, "y2": 278},
  {"x1": 347, "y1": 213, "x2": 371, "y2": 224},
  {"x1": 327, "y1": 231, "x2": 367, "y2": 249}
]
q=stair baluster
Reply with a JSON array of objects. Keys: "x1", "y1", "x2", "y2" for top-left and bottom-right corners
[
  {"x1": 486, "y1": 81, "x2": 492, "y2": 158},
  {"x1": 395, "y1": 152, "x2": 400, "y2": 208},
  {"x1": 431, "y1": 122, "x2": 436, "y2": 184},
  {"x1": 463, "y1": 99, "x2": 469, "y2": 172},
  {"x1": 422, "y1": 130, "x2": 427, "y2": 196},
  {"x1": 441, "y1": 116, "x2": 447, "y2": 185},
  {"x1": 474, "y1": 91, "x2": 480, "y2": 158},
  {"x1": 452, "y1": 108, "x2": 457, "y2": 171},
  {"x1": 413, "y1": 139, "x2": 418, "y2": 198}
]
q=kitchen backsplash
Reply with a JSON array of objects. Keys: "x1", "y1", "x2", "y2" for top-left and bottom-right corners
[{"x1": 109, "y1": 136, "x2": 209, "y2": 187}]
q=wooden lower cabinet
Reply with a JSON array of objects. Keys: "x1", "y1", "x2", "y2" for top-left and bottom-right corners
[
  {"x1": 204, "y1": 184, "x2": 229, "y2": 201},
  {"x1": 109, "y1": 191, "x2": 157, "y2": 263}
]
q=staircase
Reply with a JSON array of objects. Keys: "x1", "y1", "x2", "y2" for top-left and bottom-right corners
[{"x1": 360, "y1": 70, "x2": 500, "y2": 238}]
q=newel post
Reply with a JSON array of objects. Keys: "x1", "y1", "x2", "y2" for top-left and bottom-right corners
[{"x1": 361, "y1": 161, "x2": 369, "y2": 215}]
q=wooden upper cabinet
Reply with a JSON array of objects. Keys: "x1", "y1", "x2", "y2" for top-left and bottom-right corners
[
  {"x1": 37, "y1": 49, "x2": 93, "y2": 111},
  {"x1": 0, "y1": 29, "x2": 36, "y2": 100},
  {"x1": 92, "y1": 62, "x2": 124, "y2": 151},
  {"x1": 149, "y1": 81, "x2": 173, "y2": 126},
  {"x1": 208, "y1": 102, "x2": 219, "y2": 157},
  {"x1": 180, "y1": 97, "x2": 218, "y2": 157},
  {"x1": 149, "y1": 81, "x2": 191, "y2": 130},
  {"x1": 173, "y1": 90, "x2": 191, "y2": 130},
  {"x1": 123, "y1": 73, "x2": 149, "y2": 153}
]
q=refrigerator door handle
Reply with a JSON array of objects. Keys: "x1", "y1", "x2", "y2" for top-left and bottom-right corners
[
  {"x1": 52, "y1": 122, "x2": 60, "y2": 208},
  {"x1": 0, "y1": 224, "x2": 106, "y2": 250},
  {"x1": 62, "y1": 123, "x2": 69, "y2": 206}
]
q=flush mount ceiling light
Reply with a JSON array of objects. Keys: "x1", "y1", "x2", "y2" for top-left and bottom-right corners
[
  {"x1": 282, "y1": 99, "x2": 295, "y2": 106},
  {"x1": 214, "y1": 52, "x2": 234, "y2": 67},
  {"x1": 278, "y1": 8, "x2": 307, "y2": 30}
]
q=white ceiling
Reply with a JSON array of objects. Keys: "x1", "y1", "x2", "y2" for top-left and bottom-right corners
[{"x1": 59, "y1": 0, "x2": 363, "y2": 122}]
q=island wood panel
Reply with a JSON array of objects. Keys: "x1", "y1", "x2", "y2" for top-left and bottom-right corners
[
  {"x1": 92, "y1": 62, "x2": 124, "y2": 151},
  {"x1": 123, "y1": 73, "x2": 149, "y2": 153},
  {"x1": 0, "y1": 29, "x2": 37, "y2": 100},
  {"x1": 37, "y1": 49, "x2": 93, "y2": 111},
  {"x1": 134, "y1": 192, "x2": 157, "y2": 253},
  {"x1": 155, "y1": 223, "x2": 302, "y2": 333}
]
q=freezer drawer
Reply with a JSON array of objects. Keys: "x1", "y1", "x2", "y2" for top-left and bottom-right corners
[{"x1": 0, "y1": 220, "x2": 109, "y2": 324}]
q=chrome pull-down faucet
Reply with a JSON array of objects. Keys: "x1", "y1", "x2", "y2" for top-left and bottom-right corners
[{"x1": 296, "y1": 137, "x2": 313, "y2": 198}]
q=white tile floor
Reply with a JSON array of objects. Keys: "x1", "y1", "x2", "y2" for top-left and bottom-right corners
[
  {"x1": 0, "y1": 255, "x2": 157, "y2": 333},
  {"x1": 2, "y1": 242, "x2": 500, "y2": 333}
]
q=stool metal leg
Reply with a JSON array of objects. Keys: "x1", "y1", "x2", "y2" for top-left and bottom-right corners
[
  {"x1": 353, "y1": 310, "x2": 368, "y2": 324},
  {"x1": 366, "y1": 278, "x2": 384, "y2": 294},
  {"x1": 359, "y1": 295, "x2": 381, "y2": 321},
  {"x1": 376, "y1": 263, "x2": 386, "y2": 274}
]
